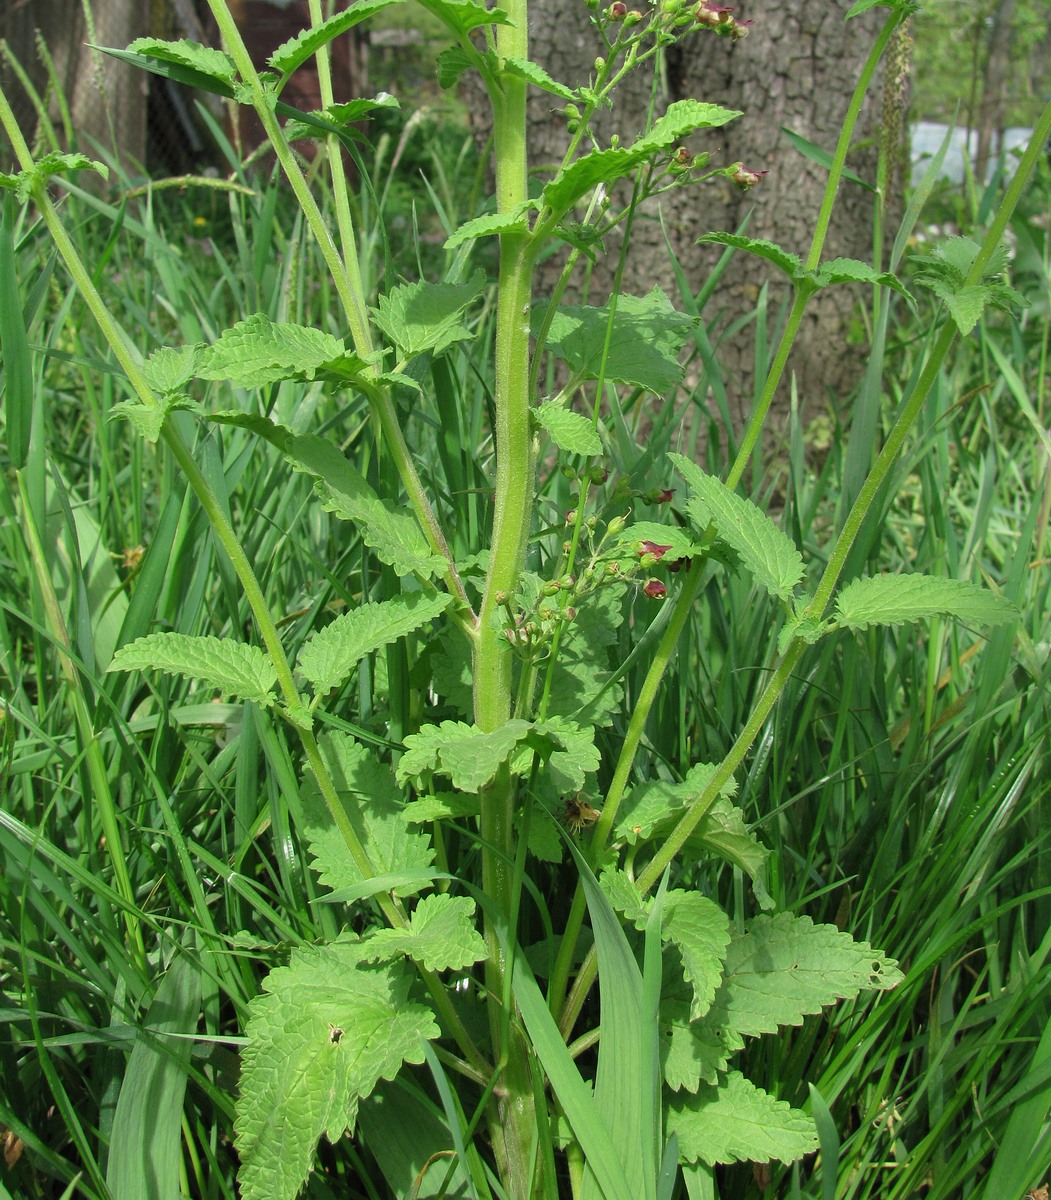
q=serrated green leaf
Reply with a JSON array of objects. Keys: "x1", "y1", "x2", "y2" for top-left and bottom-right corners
[
  {"x1": 541, "y1": 101, "x2": 738, "y2": 220},
  {"x1": 109, "y1": 395, "x2": 177, "y2": 443},
  {"x1": 812, "y1": 257, "x2": 913, "y2": 300},
  {"x1": 285, "y1": 94, "x2": 400, "y2": 141},
  {"x1": 362, "y1": 893, "x2": 486, "y2": 971},
  {"x1": 435, "y1": 46, "x2": 478, "y2": 89},
  {"x1": 715, "y1": 913, "x2": 902, "y2": 1039},
  {"x1": 632, "y1": 100, "x2": 740, "y2": 152},
  {"x1": 127, "y1": 37, "x2": 237, "y2": 86},
  {"x1": 534, "y1": 403, "x2": 603, "y2": 456},
  {"x1": 668, "y1": 1072, "x2": 818, "y2": 1166},
  {"x1": 615, "y1": 761, "x2": 734, "y2": 844},
  {"x1": 502, "y1": 56, "x2": 575, "y2": 99},
  {"x1": 418, "y1": 0, "x2": 511, "y2": 37},
  {"x1": 206, "y1": 415, "x2": 447, "y2": 579},
  {"x1": 321, "y1": 489, "x2": 447, "y2": 578},
  {"x1": 235, "y1": 942, "x2": 438, "y2": 1200},
  {"x1": 509, "y1": 717, "x2": 601, "y2": 792},
  {"x1": 846, "y1": 0, "x2": 895, "y2": 16},
  {"x1": 298, "y1": 592, "x2": 451, "y2": 698},
  {"x1": 541, "y1": 147, "x2": 637, "y2": 219},
  {"x1": 928, "y1": 234, "x2": 984, "y2": 278},
  {"x1": 401, "y1": 792, "x2": 481, "y2": 823},
  {"x1": 196, "y1": 313, "x2": 367, "y2": 388},
  {"x1": 372, "y1": 272, "x2": 486, "y2": 359},
  {"x1": 301, "y1": 733, "x2": 433, "y2": 899},
  {"x1": 682, "y1": 797, "x2": 771, "y2": 908},
  {"x1": 527, "y1": 806, "x2": 565, "y2": 862},
  {"x1": 2, "y1": 152, "x2": 109, "y2": 202},
  {"x1": 662, "y1": 891, "x2": 731, "y2": 1020},
  {"x1": 538, "y1": 288, "x2": 697, "y2": 394},
  {"x1": 659, "y1": 997, "x2": 743, "y2": 1092},
  {"x1": 944, "y1": 284, "x2": 994, "y2": 335},
  {"x1": 323, "y1": 94, "x2": 401, "y2": 123},
  {"x1": 444, "y1": 206, "x2": 532, "y2": 248},
  {"x1": 109, "y1": 633, "x2": 277, "y2": 706},
  {"x1": 696, "y1": 234, "x2": 802, "y2": 280},
  {"x1": 599, "y1": 867, "x2": 648, "y2": 922},
  {"x1": 398, "y1": 719, "x2": 534, "y2": 792},
  {"x1": 542, "y1": 102, "x2": 739, "y2": 217},
  {"x1": 144, "y1": 344, "x2": 204, "y2": 394},
  {"x1": 671, "y1": 454, "x2": 804, "y2": 601},
  {"x1": 833, "y1": 574, "x2": 1020, "y2": 631},
  {"x1": 269, "y1": 0, "x2": 405, "y2": 76}
]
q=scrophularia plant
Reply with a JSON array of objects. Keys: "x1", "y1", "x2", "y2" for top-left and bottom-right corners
[{"x1": 1, "y1": 0, "x2": 1044, "y2": 1194}]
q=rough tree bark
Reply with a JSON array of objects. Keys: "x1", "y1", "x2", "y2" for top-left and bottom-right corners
[
  {"x1": 0, "y1": 0, "x2": 148, "y2": 170},
  {"x1": 973, "y1": 0, "x2": 1017, "y2": 181},
  {"x1": 518, "y1": 0, "x2": 910, "y2": 441}
]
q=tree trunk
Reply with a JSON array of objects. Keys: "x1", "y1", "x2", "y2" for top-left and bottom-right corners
[
  {"x1": 974, "y1": 0, "x2": 1016, "y2": 182},
  {"x1": 0, "y1": 0, "x2": 148, "y2": 171},
  {"x1": 519, "y1": 0, "x2": 909, "y2": 444}
]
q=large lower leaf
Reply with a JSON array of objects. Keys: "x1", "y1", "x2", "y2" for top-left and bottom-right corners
[
  {"x1": 301, "y1": 733, "x2": 433, "y2": 899},
  {"x1": 235, "y1": 941, "x2": 438, "y2": 1200},
  {"x1": 713, "y1": 913, "x2": 903, "y2": 1038},
  {"x1": 667, "y1": 1072, "x2": 818, "y2": 1166},
  {"x1": 361, "y1": 893, "x2": 486, "y2": 972}
]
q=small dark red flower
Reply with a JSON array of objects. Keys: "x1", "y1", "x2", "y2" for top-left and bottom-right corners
[
  {"x1": 667, "y1": 556, "x2": 691, "y2": 573},
  {"x1": 643, "y1": 579, "x2": 667, "y2": 599},
  {"x1": 657, "y1": 488, "x2": 675, "y2": 503},
  {"x1": 638, "y1": 540, "x2": 672, "y2": 560},
  {"x1": 731, "y1": 164, "x2": 768, "y2": 189},
  {"x1": 695, "y1": 1, "x2": 733, "y2": 24}
]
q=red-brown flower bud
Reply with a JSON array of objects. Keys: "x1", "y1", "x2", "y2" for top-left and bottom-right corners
[
  {"x1": 730, "y1": 163, "x2": 768, "y2": 189},
  {"x1": 643, "y1": 579, "x2": 667, "y2": 599}
]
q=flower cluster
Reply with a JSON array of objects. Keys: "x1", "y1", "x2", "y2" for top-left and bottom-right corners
[{"x1": 694, "y1": 2, "x2": 752, "y2": 38}]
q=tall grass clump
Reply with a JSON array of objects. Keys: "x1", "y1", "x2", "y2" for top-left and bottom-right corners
[{"x1": 1, "y1": 1, "x2": 1048, "y2": 1197}]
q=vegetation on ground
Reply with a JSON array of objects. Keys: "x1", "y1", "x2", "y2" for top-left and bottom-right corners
[{"x1": 0, "y1": 1, "x2": 1049, "y2": 1197}]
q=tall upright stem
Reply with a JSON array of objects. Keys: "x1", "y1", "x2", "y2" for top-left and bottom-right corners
[{"x1": 472, "y1": 2, "x2": 544, "y2": 1192}]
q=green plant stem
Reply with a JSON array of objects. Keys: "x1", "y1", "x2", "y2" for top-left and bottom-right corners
[
  {"x1": 0, "y1": 88, "x2": 491, "y2": 1080},
  {"x1": 306, "y1": 0, "x2": 370, "y2": 327},
  {"x1": 471, "y1": 5, "x2": 547, "y2": 1193},
  {"x1": 554, "y1": 8, "x2": 913, "y2": 1035},
  {"x1": 203, "y1": 0, "x2": 471, "y2": 618},
  {"x1": 560, "y1": 100, "x2": 1051, "y2": 1036}
]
